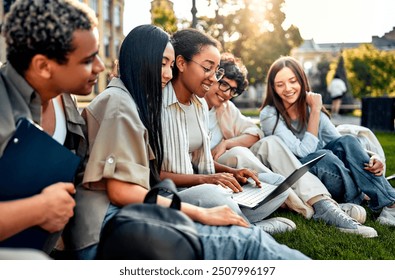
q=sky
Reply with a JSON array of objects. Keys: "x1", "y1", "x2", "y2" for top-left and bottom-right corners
[{"x1": 124, "y1": 0, "x2": 395, "y2": 43}]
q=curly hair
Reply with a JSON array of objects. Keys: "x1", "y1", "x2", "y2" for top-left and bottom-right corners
[
  {"x1": 2, "y1": 0, "x2": 98, "y2": 75},
  {"x1": 220, "y1": 52, "x2": 248, "y2": 95}
]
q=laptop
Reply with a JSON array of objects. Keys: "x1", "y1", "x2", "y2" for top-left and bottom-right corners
[{"x1": 232, "y1": 153, "x2": 326, "y2": 209}]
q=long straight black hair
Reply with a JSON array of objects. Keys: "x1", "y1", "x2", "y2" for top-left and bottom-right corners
[{"x1": 118, "y1": 24, "x2": 169, "y2": 185}]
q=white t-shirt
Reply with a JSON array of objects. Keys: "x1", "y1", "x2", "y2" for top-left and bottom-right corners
[
  {"x1": 52, "y1": 97, "x2": 67, "y2": 144},
  {"x1": 208, "y1": 108, "x2": 224, "y2": 149},
  {"x1": 179, "y1": 102, "x2": 203, "y2": 153},
  {"x1": 328, "y1": 78, "x2": 347, "y2": 98}
]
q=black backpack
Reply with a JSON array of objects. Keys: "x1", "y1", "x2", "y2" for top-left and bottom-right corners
[{"x1": 96, "y1": 179, "x2": 204, "y2": 259}]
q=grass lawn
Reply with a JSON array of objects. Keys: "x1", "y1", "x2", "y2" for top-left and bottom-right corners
[{"x1": 270, "y1": 131, "x2": 395, "y2": 259}]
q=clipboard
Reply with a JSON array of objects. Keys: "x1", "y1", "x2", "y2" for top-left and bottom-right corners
[{"x1": 0, "y1": 118, "x2": 80, "y2": 253}]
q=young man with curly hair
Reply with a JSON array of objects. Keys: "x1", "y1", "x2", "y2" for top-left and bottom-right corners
[{"x1": 0, "y1": 0, "x2": 105, "y2": 259}]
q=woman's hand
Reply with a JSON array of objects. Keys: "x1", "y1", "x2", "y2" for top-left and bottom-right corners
[
  {"x1": 306, "y1": 92, "x2": 322, "y2": 113},
  {"x1": 211, "y1": 140, "x2": 227, "y2": 161},
  {"x1": 231, "y1": 168, "x2": 261, "y2": 187},
  {"x1": 206, "y1": 173, "x2": 243, "y2": 193},
  {"x1": 195, "y1": 205, "x2": 249, "y2": 228},
  {"x1": 364, "y1": 154, "x2": 385, "y2": 176}
]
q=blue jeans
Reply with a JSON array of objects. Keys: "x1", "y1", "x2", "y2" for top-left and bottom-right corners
[
  {"x1": 74, "y1": 203, "x2": 119, "y2": 260},
  {"x1": 300, "y1": 135, "x2": 395, "y2": 211},
  {"x1": 195, "y1": 223, "x2": 309, "y2": 260},
  {"x1": 76, "y1": 199, "x2": 308, "y2": 260}
]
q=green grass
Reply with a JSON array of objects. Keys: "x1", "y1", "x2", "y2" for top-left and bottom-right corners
[{"x1": 269, "y1": 131, "x2": 395, "y2": 260}]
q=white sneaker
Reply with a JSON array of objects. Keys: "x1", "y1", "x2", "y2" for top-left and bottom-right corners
[
  {"x1": 254, "y1": 217, "x2": 296, "y2": 235},
  {"x1": 377, "y1": 206, "x2": 395, "y2": 226},
  {"x1": 339, "y1": 203, "x2": 367, "y2": 224}
]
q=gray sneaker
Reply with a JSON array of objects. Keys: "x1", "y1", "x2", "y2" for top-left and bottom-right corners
[
  {"x1": 377, "y1": 206, "x2": 395, "y2": 226},
  {"x1": 313, "y1": 199, "x2": 378, "y2": 238},
  {"x1": 254, "y1": 217, "x2": 296, "y2": 235},
  {"x1": 339, "y1": 203, "x2": 367, "y2": 224}
]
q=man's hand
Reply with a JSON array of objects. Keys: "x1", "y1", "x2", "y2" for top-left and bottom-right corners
[{"x1": 38, "y1": 183, "x2": 76, "y2": 232}]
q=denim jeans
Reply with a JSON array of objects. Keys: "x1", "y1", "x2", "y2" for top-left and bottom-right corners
[
  {"x1": 195, "y1": 223, "x2": 309, "y2": 260},
  {"x1": 300, "y1": 135, "x2": 395, "y2": 211},
  {"x1": 74, "y1": 203, "x2": 119, "y2": 260},
  {"x1": 76, "y1": 195, "x2": 308, "y2": 260}
]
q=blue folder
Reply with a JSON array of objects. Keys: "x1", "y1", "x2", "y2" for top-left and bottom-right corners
[{"x1": 0, "y1": 118, "x2": 80, "y2": 253}]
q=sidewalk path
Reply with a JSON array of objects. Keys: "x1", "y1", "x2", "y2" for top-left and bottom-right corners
[
  {"x1": 250, "y1": 114, "x2": 361, "y2": 127},
  {"x1": 330, "y1": 114, "x2": 361, "y2": 126}
]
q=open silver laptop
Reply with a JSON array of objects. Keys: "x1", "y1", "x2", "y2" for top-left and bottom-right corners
[{"x1": 232, "y1": 153, "x2": 326, "y2": 209}]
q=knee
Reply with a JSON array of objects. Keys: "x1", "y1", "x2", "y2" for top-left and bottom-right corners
[
  {"x1": 258, "y1": 172, "x2": 284, "y2": 185},
  {"x1": 178, "y1": 184, "x2": 242, "y2": 213},
  {"x1": 262, "y1": 135, "x2": 283, "y2": 146},
  {"x1": 227, "y1": 146, "x2": 250, "y2": 156},
  {"x1": 318, "y1": 151, "x2": 342, "y2": 167},
  {"x1": 339, "y1": 134, "x2": 359, "y2": 146},
  {"x1": 253, "y1": 135, "x2": 285, "y2": 154}
]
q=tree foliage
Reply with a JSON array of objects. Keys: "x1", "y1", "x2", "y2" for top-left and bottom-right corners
[
  {"x1": 342, "y1": 44, "x2": 395, "y2": 98},
  {"x1": 151, "y1": 4, "x2": 178, "y2": 34},
  {"x1": 311, "y1": 56, "x2": 331, "y2": 103},
  {"x1": 197, "y1": 0, "x2": 303, "y2": 84}
]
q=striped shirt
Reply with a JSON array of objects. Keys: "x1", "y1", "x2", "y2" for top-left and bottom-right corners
[{"x1": 161, "y1": 83, "x2": 215, "y2": 175}]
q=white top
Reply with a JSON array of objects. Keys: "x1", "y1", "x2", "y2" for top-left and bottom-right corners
[
  {"x1": 52, "y1": 97, "x2": 67, "y2": 144},
  {"x1": 179, "y1": 102, "x2": 203, "y2": 153},
  {"x1": 161, "y1": 82, "x2": 215, "y2": 175},
  {"x1": 208, "y1": 108, "x2": 223, "y2": 148},
  {"x1": 328, "y1": 78, "x2": 346, "y2": 98}
]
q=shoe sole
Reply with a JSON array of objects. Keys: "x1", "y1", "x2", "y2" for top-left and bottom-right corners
[
  {"x1": 257, "y1": 217, "x2": 297, "y2": 235},
  {"x1": 377, "y1": 216, "x2": 395, "y2": 227},
  {"x1": 338, "y1": 227, "x2": 378, "y2": 238}
]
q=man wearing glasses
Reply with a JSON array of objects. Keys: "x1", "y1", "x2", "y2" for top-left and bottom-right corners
[{"x1": 204, "y1": 53, "x2": 314, "y2": 233}]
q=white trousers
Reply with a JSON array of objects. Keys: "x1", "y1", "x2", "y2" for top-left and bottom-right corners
[
  {"x1": 250, "y1": 135, "x2": 331, "y2": 201},
  {"x1": 218, "y1": 136, "x2": 331, "y2": 219}
]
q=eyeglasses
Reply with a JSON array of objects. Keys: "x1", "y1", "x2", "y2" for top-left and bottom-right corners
[
  {"x1": 188, "y1": 59, "x2": 225, "y2": 81},
  {"x1": 218, "y1": 80, "x2": 239, "y2": 98}
]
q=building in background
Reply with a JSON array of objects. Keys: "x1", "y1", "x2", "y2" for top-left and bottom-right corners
[
  {"x1": 78, "y1": 0, "x2": 125, "y2": 101},
  {"x1": 0, "y1": 0, "x2": 5, "y2": 63},
  {"x1": 0, "y1": 0, "x2": 124, "y2": 102},
  {"x1": 292, "y1": 29, "x2": 395, "y2": 85}
]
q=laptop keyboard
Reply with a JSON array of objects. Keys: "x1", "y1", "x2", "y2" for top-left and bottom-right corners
[{"x1": 232, "y1": 182, "x2": 277, "y2": 207}]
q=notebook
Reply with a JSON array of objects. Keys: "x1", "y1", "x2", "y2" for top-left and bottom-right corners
[
  {"x1": 232, "y1": 153, "x2": 326, "y2": 209},
  {"x1": 0, "y1": 118, "x2": 81, "y2": 253}
]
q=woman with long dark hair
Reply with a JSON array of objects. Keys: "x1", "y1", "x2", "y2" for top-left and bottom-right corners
[{"x1": 260, "y1": 56, "x2": 395, "y2": 236}]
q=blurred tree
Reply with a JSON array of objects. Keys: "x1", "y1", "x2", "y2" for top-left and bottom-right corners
[
  {"x1": 311, "y1": 56, "x2": 331, "y2": 103},
  {"x1": 331, "y1": 53, "x2": 354, "y2": 108},
  {"x1": 343, "y1": 44, "x2": 395, "y2": 98},
  {"x1": 151, "y1": 2, "x2": 178, "y2": 33},
  {"x1": 198, "y1": 0, "x2": 303, "y2": 84}
]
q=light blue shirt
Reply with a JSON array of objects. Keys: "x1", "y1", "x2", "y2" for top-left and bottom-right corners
[{"x1": 259, "y1": 105, "x2": 341, "y2": 158}]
